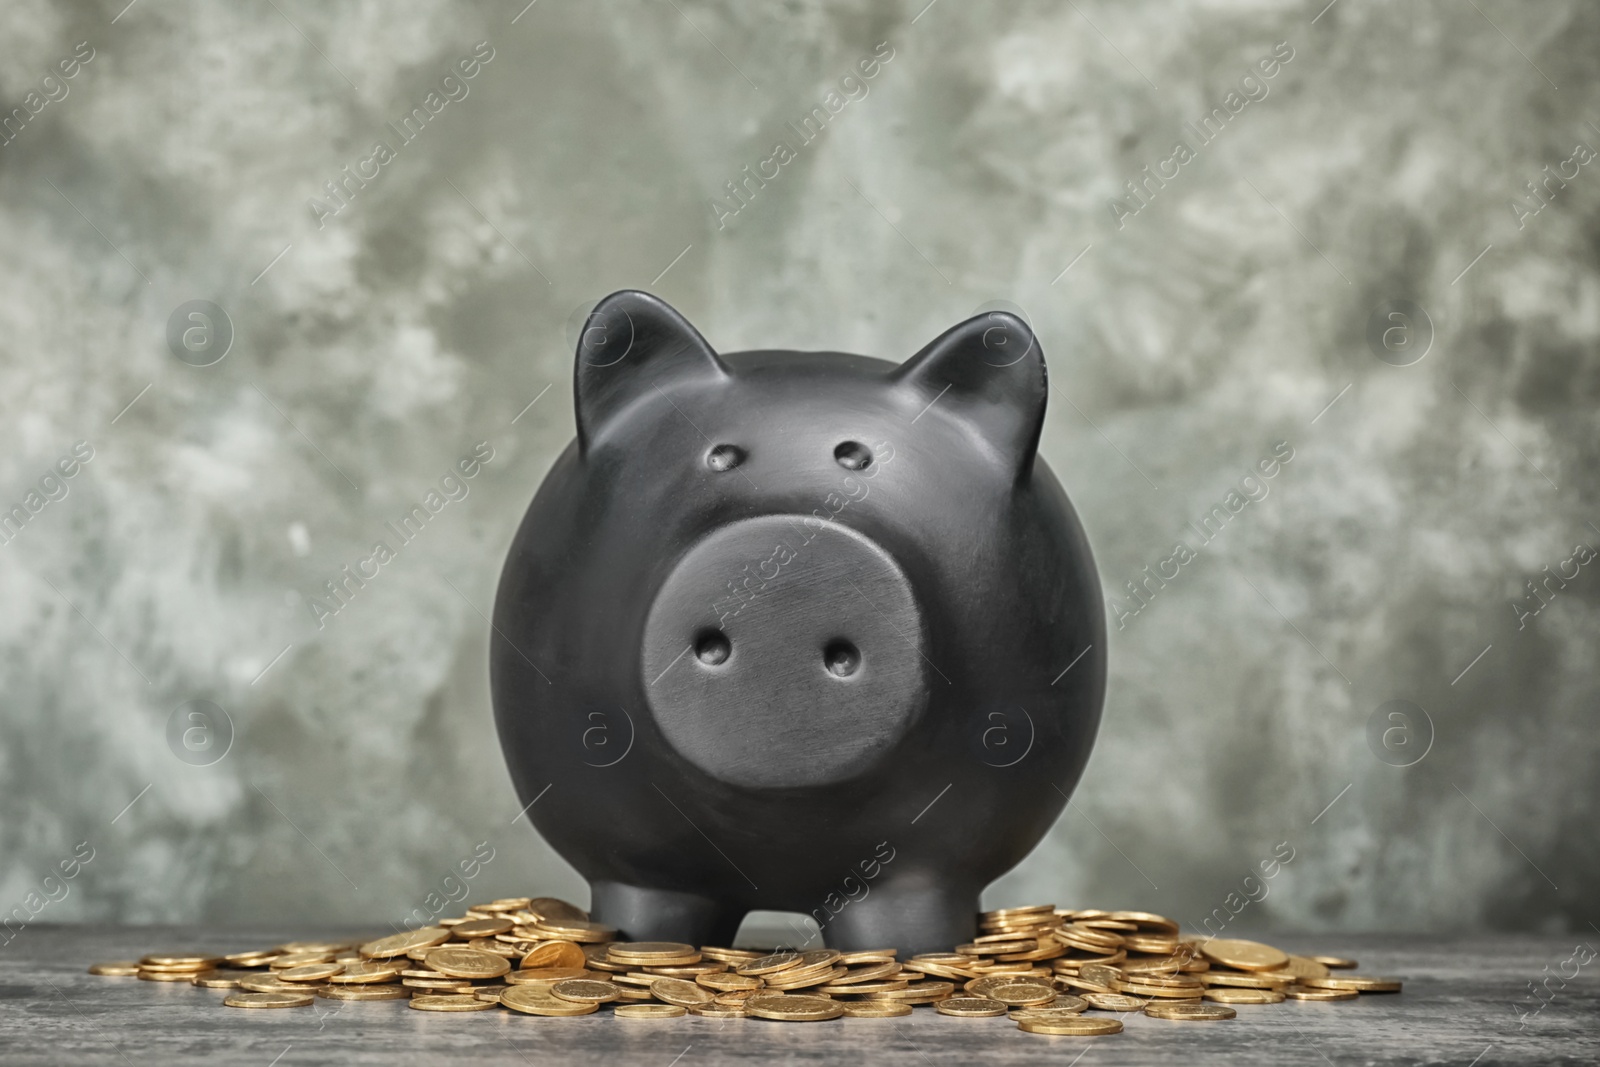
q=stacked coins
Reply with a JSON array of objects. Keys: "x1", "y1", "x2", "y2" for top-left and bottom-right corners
[{"x1": 89, "y1": 900, "x2": 1403, "y2": 1037}]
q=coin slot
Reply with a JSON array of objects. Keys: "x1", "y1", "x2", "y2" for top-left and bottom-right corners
[
  {"x1": 833, "y1": 441, "x2": 872, "y2": 471},
  {"x1": 823, "y1": 639, "x2": 860, "y2": 678},
  {"x1": 706, "y1": 444, "x2": 745, "y2": 471},
  {"x1": 694, "y1": 630, "x2": 731, "y2": 666}
]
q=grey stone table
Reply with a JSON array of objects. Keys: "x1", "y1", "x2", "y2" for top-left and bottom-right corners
[{"x1": 4, "y1": 927, "x2": 1595, "y2": 1065}]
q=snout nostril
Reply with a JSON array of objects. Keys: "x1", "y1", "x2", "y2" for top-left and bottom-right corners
[
  {"x1": 695, "y1": 630, "x2": 731, "y2": 666},
  {"x1": 834, "y1": 441, "x2": 872, "y2": 471},
  {"x1": 707, "y1": 444, "x2": 745, "y2": 471},
  {"x1": 823, "y1": 639, "x2": 860, "y2": 678}
]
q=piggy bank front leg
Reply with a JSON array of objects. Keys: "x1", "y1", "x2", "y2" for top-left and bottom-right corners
[
  {"x1": 818, "y1": 877, "x2": 980, "y2": 957},
  {"x1": 589, "y1": 880, "x2": 746, "y2": 947}
]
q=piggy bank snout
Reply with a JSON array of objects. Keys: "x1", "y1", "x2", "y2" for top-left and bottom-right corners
[{"x1": 641, "y1": 516, "x2": 929, "y2": 790}]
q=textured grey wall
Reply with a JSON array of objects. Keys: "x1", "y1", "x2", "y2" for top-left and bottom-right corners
[{"x1": 1, "y1": 0, "x2": 1595, "y2": 939}]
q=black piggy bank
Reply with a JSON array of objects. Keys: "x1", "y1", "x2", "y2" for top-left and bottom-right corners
[{"x1": 491, "y1": 291, "x2": 1105, "y2": 954}]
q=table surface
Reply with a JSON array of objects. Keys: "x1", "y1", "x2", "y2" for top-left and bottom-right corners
[{"x1": 3, "y1": 927, "x2": 1595, "y2": 1065}]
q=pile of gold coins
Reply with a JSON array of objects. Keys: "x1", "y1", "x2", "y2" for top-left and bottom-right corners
[{"x1": 89, "y1": 898, "x2": 1401, "y2": 1037}]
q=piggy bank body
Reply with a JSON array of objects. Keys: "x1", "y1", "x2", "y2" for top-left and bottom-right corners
[{"x1": 492, "y1": 291, "x2": 1105, "y2": 954}]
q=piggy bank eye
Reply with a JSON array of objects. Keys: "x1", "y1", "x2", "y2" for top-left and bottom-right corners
[
  {"x1": 834, "y1": 441, "x2": 872, "y2": 471},
  {"x1": 706, "y1": 444, "x2": 745, "y2": 471}
]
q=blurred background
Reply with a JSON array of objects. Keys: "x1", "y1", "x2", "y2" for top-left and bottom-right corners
[{"x1": 1, "y1": 0, "x2": 1595, "y2": 939}]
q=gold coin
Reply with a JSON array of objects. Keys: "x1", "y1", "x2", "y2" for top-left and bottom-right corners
[
  {"x1": 141, "y1": 952, "x2": 222, "y2": 968},
  {"x1": 1016, "y1": 1016, "x2": 1124, "y2": 1036},
  {"x1": 698, "y1": 972, "x2": 761, "y2": 992},
  {"x1": 277, "y1": 963, "x2": 343, "y2": 982},
  {"x1": 1204, "y1": 987, "x2": 1286, "y2": 1004},
  {"x1": 409, "y1": 994, "x2": 497, "y2": 1012},
  {"x1": 224, "y1": 992, "x2": 313, "y2": 1009},
  {"x1": 139, "y1": 969, "x2": 210, "y2": 982},
  {"x1": 138, "y1": 961, "x2": 216, "y2": 973},
  {"x1": 580, "y1": 952, "x2": 628, "y2": 973},
  {"x1": 766, "y1": 965, "x2": 847, "y2": 990},
  {"x1": 326, "y1": 961, "x2": 406, "y2": 984},
  {"x1": 270, "y1": 951, "x2": 335, "y2": 969},
  {"x1": 469, "y1": 938, "x2": 523, "y2": 959},
  {"x1": 688, "y1": 1004, "x2": 747, "y2": 1018},
  {"x1": 1198, "y1": 938, "x2": 1288, "y2": 972},
  {"x1": 796, "y1": 949, "x2": 843, "y2": 967},
  {"x1": 986, "y1": 982, "x2": 1058, "y2": 1006},
  {"x1": 985, "y1": 904, "x2": 1057, "y2": 921},
  {"x1": 1023, "y1": 994, "x2": 1086, "y2": 1013},
  {"x1": 222, "y1": 951, "x2": 280, "y2": 968},
  {"x1": 837, "y1": 950, "x2": 898, "y2": 965},
  {"x1": 745, "y1": 993, "x2": 845, "y2": 1021},
  {"x1": 1300, "y1": 975, "x2": 1402, "y2": 992},
  {"x1": 615, "y1": 1003, "x2": 688, "y2": 1019},
  {"x1": 525, "y1": 897, "x2": 588, "y2": 923},
  {"x1": 475, "y1": 987, "x2": 506, "y2": 1003},
  {"x1": 507, "y1": 966, "x2": 591, "y2": 985},
  {"x1": 1271, "y1": 955, "x2": 1331, "y2": 980},
  {"x1": 500, "y1": 984, "x2": 600, "y2": 1016},
  {"x1": 758, "y1": 952, "x2": 839, "y2": 984},
  {"x1": 608, "y1": 941, "x2": 699, "y2": 962},
  {"x1": 1107, "y1": 911, "x2": 1180, "y2": 934},
  {"x1": 88, "y1": 962, "x2": 140, "y2": 977},
  {"x1": 819, "y1": 979, "x2": 910, "y2": 995},
  {"x1": 192, "y1": 972, "x2": 249, "y2": 988},
  {"x1": 403, "y1": 977, "x2": 474, "y2": 992},
  {"x1": 360, "y1": 927, "x2": 450, "y2": 959},
  {"x1": 865, "y1": 980, "x2": 955, "y2": 1001},
  {"x1": 238, "y1": 975, "x2": 312, "y2": 994},
  {"x1": 1121, "y1": 982, "x2": 1202, "y2": 999},
  {"x1": 317, "y1": 984, "x2": 408, "y2": 1001},
  {"x1": 1203, "y1": 970, "x2": 1295, "y2": 989},
  {"x1": 551, "y1": 979, "x2": 619, "y2": 1004},
  {"x1": 481, "y1": 897, "x2": 532, "y2": 912},
  {"x1": 1120, "y1": 955, "x2": 1182, "y2": 975},
  {"x1": 1077, "y1": 963, "x2": 1124, "y2": 988},
  {"x1": 450, "y1": 917, "x2": 514, "y2": 939},
  {"x1": 1123, "y1": 934, "x2": 1181, "y2": 954},
  {"x1": 700, "y1": 946, "x2": 766, "y2": 963},
  {"x1": 966, "y1": 973, "x2": 1051, "y2": 996},
  {"x1": 937, "y1": 997, "x2": 1009, "y2": 1017},
  {"x1": 956, "y1": 938, "x2": 1035, "y2": 955},
  {"x1": 1055, "y1": 925, "x2": 1125, "y2": 953},
  {"x1": 736, "y1": 951, "x2": 804, "y2": 976},
  {"x1": 1144, "y1": 1002, "x2": 1237, "y2": 1021},
  {"x1": 1283, "y1": 986, "x2": 1359, "y2": 1001},
  {"x1": 614, "y1": 986, "x2": 658, "y2": 1001},
  {"x1": 1010, "y1": 1006, "x2": 1093, "y2": 1024},
  {"x1": 652, "y1": 977, "x2": 715, "y2": 1006},
  {"x1": 841, "y1": 1000, "x2": 914, "y2": 1018},
  {"x1": 1311, "y1": 955, "x2": 1358, "y2": 969},
  {"x1": 424, "y1": 947, "x2": 511, "y2": 980},
  {"x1": 1079, "y1": 992, "x2": 1145, "y2": 1011},
  {"x1": 612, "y1": 973, "x2": 661, "y2": 987},
  {"x1": 526, "y1": 918, "x2": 616, "y2": 943},
  {"x1": 520, "y1": 940, "x2": 588, "y2": 970},
  {"x1": 643, "y1": 961, "x2": 724, "y2": 976}
]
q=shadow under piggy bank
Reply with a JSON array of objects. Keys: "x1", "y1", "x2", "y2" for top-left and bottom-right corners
[{"x1": 491, "y1": 290, "x2": 1105, "y2": 955}]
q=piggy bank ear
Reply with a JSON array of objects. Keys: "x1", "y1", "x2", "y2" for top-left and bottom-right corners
[
  {"x1": 574, "y1": 290, "x2": 728, "y2": 453},
  {"x1": 892, "y1": 311, "x2": 1047, "y2": 478}
]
